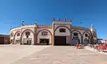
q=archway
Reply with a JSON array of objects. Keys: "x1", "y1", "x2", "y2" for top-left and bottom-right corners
[
  {"x1": 71, "y1": 30, "x2": 82, "y2": 45},
  {"x1": 37, "y1": 29, "x2": 52, "y2": 45},
  {"x1": 54, "y1": 26, "x2": 71, "y2": 45},
  {"x1": 83, "y1": 31, "x2": 90, "y2": 45},
  {"x1": 21, "y1": 29, "x2": 34, "y2": 45}
]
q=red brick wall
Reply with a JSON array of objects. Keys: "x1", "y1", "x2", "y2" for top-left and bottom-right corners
[
  {"x1": 0, "y1": 36, "x2": 10, "y2": 44},
  {"x1": 0, "y1": 37, "x2": 4, "y2": 44},
  {"x1": 4, "y1": 37, "x2": 10, "y2": 44}
]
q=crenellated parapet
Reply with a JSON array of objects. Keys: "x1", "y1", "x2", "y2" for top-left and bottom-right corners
[
  {"x1": 52, "y1": 18, "x2": 72, "y2": 25},
  {"x1": 52, "y1": 18, "x2": 72, "y2": 22}
]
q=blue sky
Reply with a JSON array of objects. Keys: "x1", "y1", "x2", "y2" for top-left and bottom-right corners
[{"x1": 0, "y1": 0, "x2": 107, "y2": 39}]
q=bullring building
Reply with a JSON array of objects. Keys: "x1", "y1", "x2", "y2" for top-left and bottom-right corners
[{"x1": 10, "y1": 19, "x2": 97, "y2": 45}]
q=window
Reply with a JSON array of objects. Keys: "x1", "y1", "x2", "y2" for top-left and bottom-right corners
[
  {"x1": 73, "y1": 33, "x2": 78, "y2": 36},
  {"x1": 25, "y1": 32, "x2": 30, "y2": 38},
  {"x1": 85, "y1": 34, "x2": 88, "y2": 37},
  {"x1": 25, "y1": 32, "x2": 30, "y2": 35},
  {"x1": 59, "y1": 28, "x2": 66, "y2": 32},
  {"x1": 17, "y1": 33, "x2": 20, "y2": 36},
  {"x1": 42, "y1": 31, "x2": 48, "y2": 36}
]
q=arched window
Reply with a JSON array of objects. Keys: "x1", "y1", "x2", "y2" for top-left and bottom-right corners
[
  {"x1": 59, "y1": 28, "x2": 66, "y2": 32},
  {"x1": 17, "y1": 33, "x2": 20, "y2": 36},
  {"x1": 85, "y1": 34, "x2": 88, "y2": 37},
  {"x1": 42, "y1": 31, "x2": 48, "y2": 36},
  {"x1": 73, "y1": 32, "x2": 78, "y2": 36},
  {"x1": 25, "y1": 32, "x2": 30, "y2": 35},
  {"x1": 25, "y1": 32, "x2": 30, "y2": 38}
]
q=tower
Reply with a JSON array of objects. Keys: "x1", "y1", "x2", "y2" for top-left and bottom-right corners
[
  {"x1": 52, "y1": 18, "x2": 72, "y2": 45},
  {"x1": 90, "y1": 24, "x2": 97, "y2": 44}
]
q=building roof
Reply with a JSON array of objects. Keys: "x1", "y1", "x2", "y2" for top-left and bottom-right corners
[
  {"x1": 0, "y1": 34, "x2": 10, "y2": 37},
  {"x1": 38, "y1": 25, "x2": 52, "y2": 28},
  {"x1": 72, "y1": 26, "x2": 90, "y2": 31}
]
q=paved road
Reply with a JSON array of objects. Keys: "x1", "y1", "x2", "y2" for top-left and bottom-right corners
[
  {"x1": 0, "y1": 45, "x2": 49, "y2": 64},
  {"x1": 11, "y1": 46, "x2": 107, "y2": 64}
]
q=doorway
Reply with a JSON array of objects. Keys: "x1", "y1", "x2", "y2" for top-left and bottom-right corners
[
  {"x1": 54, "y1": 36, "x2": 66, "y2": 45},
  {"x1": 40, "y1": 39, "x2": 49, "y2": 45}
]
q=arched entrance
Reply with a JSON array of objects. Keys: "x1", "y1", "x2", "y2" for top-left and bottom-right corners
[
  {"x1": 71, "y1": 30, "x2": 82, "y2": 45},
  {"x1": 37, "y1": 29, "x2": 52, "y2": 45},
  {"x1": 54, "y1": 26, "x2": 71, "y2": 45},
  {"x1": 21, "y1": 29, "x2": 34, "y2": 45},
  {"x1": 83, "y1": 32, "x2": 90, "y2": 45}
]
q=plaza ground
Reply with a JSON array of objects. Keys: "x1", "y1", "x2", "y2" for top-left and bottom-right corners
[
  {"x1": 0, "y1": 45, "x2": 107, "y2": 64},
  {"x1": 0, "y1": 45, "x2": 49, "y2": 64}
]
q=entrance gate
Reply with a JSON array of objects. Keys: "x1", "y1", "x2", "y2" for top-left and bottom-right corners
[{"x1": 54, "y1": 36, "x2": 66, "y2": 45}]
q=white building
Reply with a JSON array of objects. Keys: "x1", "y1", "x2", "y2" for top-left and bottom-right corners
[
  {"x1": 97, "y1": 39, "x2": 107, "y2": 44},
  {"x1": 10, "y1": 19, "x2": 97, "y2": 45}
]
